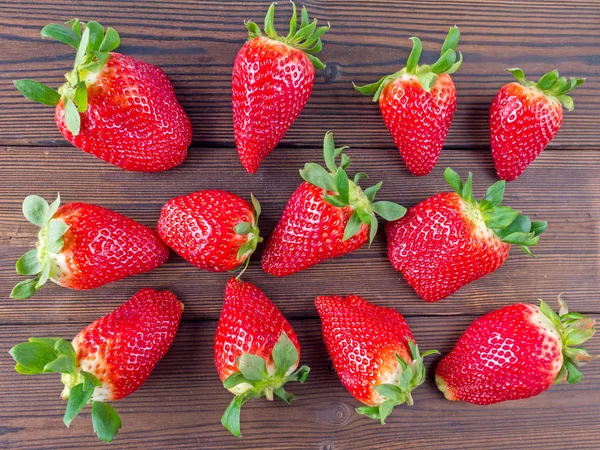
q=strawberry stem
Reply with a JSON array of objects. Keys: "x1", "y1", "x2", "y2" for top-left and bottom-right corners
[
  {"x1": 506, "y1": 68, "x2": 585, "y2": 111},
  {"x1": 244, "y1": 2, "x2": 329, "y2": 70}
]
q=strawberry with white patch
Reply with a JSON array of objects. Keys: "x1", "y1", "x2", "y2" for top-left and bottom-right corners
[{"x1": 9, "y1": 288, "x2": 184, "y2": 442}]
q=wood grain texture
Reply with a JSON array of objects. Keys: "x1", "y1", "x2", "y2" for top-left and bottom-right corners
[
  {"x1": 0, "y1": 0, "x2": 599, "y2": 148},
  {"x1": 1, "y1": 319, "x2": 599, "y2": 450},
  {"x1": 0, "y1": 1, "x2": 599, "y2": 449}
]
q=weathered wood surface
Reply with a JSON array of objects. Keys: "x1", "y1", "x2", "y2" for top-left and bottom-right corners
[{"x1": 0, "y1": 0, "x2": 599, "y2": 449}]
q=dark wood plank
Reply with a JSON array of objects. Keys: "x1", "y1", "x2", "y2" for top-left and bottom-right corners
[
  {"x1": 1, "y1": 146, "x2": 598, "y2": 323},
  {"x1": 1, "y1": 318, "x2": 599, "y2": 450},
  {"x1": 0, "y1": 0, "x2": 599, "y2": 148}
]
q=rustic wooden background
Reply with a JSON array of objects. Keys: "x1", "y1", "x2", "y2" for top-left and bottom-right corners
[{"x1": 1, "y1": 1, "x2": 599, "y2": 449}]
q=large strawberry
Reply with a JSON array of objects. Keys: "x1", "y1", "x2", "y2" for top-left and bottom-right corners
[
  {"x1": 436, "y1": 297, "x2": 596, "y2": 405},
  {"x1": 354, "y1": 27, "x2": 462, "y2": 176},
  {"x1": 9, "y1": 288, "x2": 184, "y2": 442},
  {"x1": 232, "y1": 2, "x2": 329, "y2": 173},
  {"x1": 157, "y1": 190, "x2": 262, "y2": 273},
  {"x1": 385, "y1": 168, "x2": 547, "y2": 302},
  {"x1": 13, "y1": 19, "x2": 192, "y2": 172},
  {"x1": 262, "y1": 131, "x2": 406, "y2": 276},
  {"x1": 11, "y1": 194, "x2": 169, "y2": 299},
  {"x1": 214, "y1": 278, "x2": 310, "y2": 436},
  {"x1": 316, "y1": 294, "x2": 437, "y2": 424},
  {"x1": 490, "y1": 68, "x2": 584, "y2": 181}
]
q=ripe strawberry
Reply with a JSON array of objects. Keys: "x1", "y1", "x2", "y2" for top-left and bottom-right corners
[
  {"x1": 315, "y1": 294, "x2": 438, "y2": 424},
  {"x1": 14, "y1": 19, "x2": 192, "y2": 172},
  {"x1": 354, "y1": 27, "x2": 462, "y2": 176},
  {"x1": 233, "y1": 3, "x2": 329, "y2": 173},
  {"x1": 490, "y1": 68, "x2": 584, "y2": 181},
  {"x1": 9, "y1": 288, "x2": 184, "y2": 442},
  {"x1": 436, "y1": 297, "x2": 596, "y2": 405},
  {"x1": 385, "y1": 168, "x2": 547, "y2": 302},
  {"x1": 214, "y1": 278, "x2": 310, "y2": 436},
  {"x1": 11, "y1": 194, "x2": 169, "y2": 299},
  {"x1": 157, "y1": 190, "x2": 262, "y2": 273},
  {"x1": 262, "y1": 131, "x2": 406, "y2": 276}
]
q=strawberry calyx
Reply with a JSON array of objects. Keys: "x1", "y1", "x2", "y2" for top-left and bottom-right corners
[
  {"x1": 233, "y1": 194, "x2": 263, "y2": 279},
  {"x1": 11, "y1": 194, "x2": 70, "y2": 299},
  {"x1": 245, "y1": 2, "x2": 329, "y2": 70},
  {"x1": 356, "y1": 341, "x2": 439, "y2": 424},
  {"x1": 13, "y1": 19, "x2": 121, "y2": 136},
  {"x1": 507, "y1": 68, "x2": 585, "y2": 111},
  {"x1": 9, "y1": 337, "x2": 122, "y2": 442},
  {"x1": 539, "y1": 296, "x2": 596, "y2": 385},
  {"x1": 299, "y1": 131, "x2": 406, "y2": 245},
  {"x1": 354, "y1": 26, "x2": 462, "y2": 101},
  {"x1": 444, "y1": 168, "x2": 547, "y2": 256},
  {"x1": 221, "y1": 332, "x2": 310, "y2": 437}
]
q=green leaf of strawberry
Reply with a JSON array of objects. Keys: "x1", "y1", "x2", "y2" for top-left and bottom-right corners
[{"x1": 91, "y1": 401, "x2": 122, "y2": 443}]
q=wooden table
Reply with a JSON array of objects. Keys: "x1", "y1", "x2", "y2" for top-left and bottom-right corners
[{"x1": 1, "y1": 1, "x2": 598, "y2": 449}]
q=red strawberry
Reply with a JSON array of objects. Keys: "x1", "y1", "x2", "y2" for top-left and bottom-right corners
[
  {"x1": 9, "y1": 288, "x2": 184, "y2": 442},
  {"x1": 262, "y1": 131, "x2": 406, "y2": 276},
  {"x1": 490, "y1": 68, "x2": 584, "y2": 181},
  {"x1": 157, "y1": 190, "x2": 262, "y2": 273},
  {"x1": 436, "y1": 297, "x2": 596, "y2": 405},
  {"x1": 11, "y1": 194, "x2": 169, "y2": 299},
  {"x1": 14, "y1": 19, "x2": 192, "y2": 172},
  {"x1": 385, "y1": 168, "x2": 547, "y2": 302},
  {"x1": 316, "y1": 295, "x2": 438, "y2": 423},
  {"x1": 214, "y1": 278, "x2": 310, "y2": 436},
  {"x1": 354, "y1": 27, "x2": 462, "y2": 176},
  {"x1": 232, "y1": 3, "x2": 329, "y2": 173}
]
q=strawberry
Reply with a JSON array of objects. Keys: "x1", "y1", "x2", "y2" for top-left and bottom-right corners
[
  {"x1": 157, "y1": 190, "x2": 262, "y2": 273},
  {"x1": 490, "y1": 68, "x2": 584, "y2": 181},
  {"x1": 385, "y1": 168, "x2": 547, "y2": 302},
  {"x1": 436, "y1": 297, "x2": 596, "y2": 405},
  {"x1": 232, "y1": 3, "x2": 329, "y2": 173},
  {"x1": 262, "y1": 131, "x2": 406, "y2": 276},
  {"x1": 214, "y1": 277, "x2": 310, "y2": 436},
  {"x1": 9, "y1": 288, "x2": 184, "y2": 442},
  {"x1": 11, "y1": 194, "x2": 169, "y2": 299},
  {"x1": 13, "y1": 19, "x2": 192, "y2": 172},
  {"x1": 354, "y1": 27, "x2": 462, "y2": 176},
  {"x1": 315, "y1": 294, "x2": 438, "y2": 424}
]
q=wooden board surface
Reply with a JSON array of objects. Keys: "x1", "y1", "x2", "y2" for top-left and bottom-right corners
[{"x1": 0, "y1": 1, "x2": 599, "y2": 449}]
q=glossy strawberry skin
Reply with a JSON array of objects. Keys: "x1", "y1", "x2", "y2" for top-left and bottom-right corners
[
  {"x1": 380, "y1": 73, "x2": 457, "y2": 176},
  {"x1": 385, "y1": 192, "x2": 510, "y2": 302},
  {"x1": 262, "y1": 182, "x2": 369, "y2": 276},
  {"x1": 436, "y1": 303, "x2": 563, "y2": 405},
  {"x1": 55, "y1": 53, "x2": 192, "y2": 172},
  {"x1": 157, "y1": 190, "x2": 256, "y2": 272},
  {"x1": 72, "y1": 288, "x2": 184, "y2": 401},
  {"x1": 316, "y1": 295, "x2": 414, "y2": 406},
  {"x1": 51, "y1": 203, "x2": 169, "y2": 289},
  {"x1": 232, "y1": 36, "x2": 314, "y2": 174},
  {"x1": 214, "y1": 278, "x2": 300, "y2": 382},
  {"x1": 490, "y1": 82, "x2": 563, "y2": 181}
]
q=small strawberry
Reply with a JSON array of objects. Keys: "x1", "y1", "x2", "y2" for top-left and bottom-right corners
[
  {"x1": 157, "y1": 190, "x2": 262, "y2": 273},
  {"x1": 385, "y1": 168, "x2": 547, "y2": 302},
  {"x1": 490, "y1": 68, "x2": 584, "y2": 181},
  {"x1": 436, "y1": 297, "x2": 596, "y2": 405},
  {"x1": 11, "y1": 194, "x2": 169, "y2": 299},
  {"x1": 262, "y1": 131, "x2": 406, "y2": 276},
  {"x1": 315, "y1": 295, "x2": 438, "y2": 424},
  {"x1": 9, "y1": 288, "x2": 184, "y2": 442},
  {"x1": 214, "y1": 278, "x2": 310, "y2": 436},
  {"x1": 14, "y1": 19, "x2": 192, "y2": 172},
  {"x1": 233, "y1": 3, "x2": 329, "y2": 173},
  {"x1": 354, "y1": 27, "x2": 462, "y2": 176}
]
